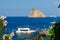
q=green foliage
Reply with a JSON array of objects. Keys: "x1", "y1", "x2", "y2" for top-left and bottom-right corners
[
  {"x1": 0, "y1": 19, "x2": 5, "y2": 30},
  {"x1": 41, "y1": 37, "x2": 45, "y2": 40},
  {"x1": 0, "y1": 19, "x2": 5, "y2": 40},
  {"x1": 53, "y1": 22, "x2": 60, "y2": 40},
  {"x1": 5, "y1": 35, "x2": 9, "y2": 40},
  {"x1": 48, "y1": 27, "x2": 55, "y2": 40},
  {"x1": 48, "y1": 22, "x2": 60, "y2": 40}
]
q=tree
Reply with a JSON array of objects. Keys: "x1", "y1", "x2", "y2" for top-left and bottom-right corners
[
  {"x1": 53, "y1": 22, "x2": 60, "y2": 40},
  {"x1": 0, "y1": 17, "x2": 7, "y2": 40},
  {"x1": 48, "y1": 26, "x2": 55, "y2": 40},
  {"x1": 48, "y1": 22, "x2": 60, "y2": 40}
]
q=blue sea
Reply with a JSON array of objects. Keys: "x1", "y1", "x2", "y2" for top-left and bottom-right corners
[{"x1": 3, "y1": 17, "x2": 60, "y2": 40}]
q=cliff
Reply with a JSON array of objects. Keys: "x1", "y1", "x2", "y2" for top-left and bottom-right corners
[{"x1": 29, "y1": 8, "x2": 45, "y2": 17}]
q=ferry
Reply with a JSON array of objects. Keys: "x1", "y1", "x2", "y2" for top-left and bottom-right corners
[{"x1": 16, "y1": 28, "x2": 36, "y2": 34}]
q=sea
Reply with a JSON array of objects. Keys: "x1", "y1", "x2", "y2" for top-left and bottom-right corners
[{"x1": 3, "y1": 17, "x2": 60, "y2": 40}]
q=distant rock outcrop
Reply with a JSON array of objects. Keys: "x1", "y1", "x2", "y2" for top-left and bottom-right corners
[{"x1": 29, "y1": 8, "x2": 45, "y2": 17}]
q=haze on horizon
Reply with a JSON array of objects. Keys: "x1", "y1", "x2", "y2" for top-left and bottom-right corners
[{"x1": 0, "y1": 0, "x2": 60, "y2": 17}]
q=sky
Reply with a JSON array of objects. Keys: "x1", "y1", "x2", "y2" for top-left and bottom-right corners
[{"x1": 0, "y1": 0, "x2": 60, "y2": 17}]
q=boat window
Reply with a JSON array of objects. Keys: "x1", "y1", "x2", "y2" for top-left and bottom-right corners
[{"x1": 20, "y1": 30, "x2": 28, "y2": 31}]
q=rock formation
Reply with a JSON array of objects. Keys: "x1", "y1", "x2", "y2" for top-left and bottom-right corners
[{"x1": 29, "y1": 8, "x2": 45, "y2": 17}]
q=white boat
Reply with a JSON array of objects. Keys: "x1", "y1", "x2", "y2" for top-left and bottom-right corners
[{"x1": 16, "y1": 28, "x2": 36, "y2": 34}]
